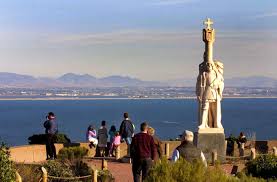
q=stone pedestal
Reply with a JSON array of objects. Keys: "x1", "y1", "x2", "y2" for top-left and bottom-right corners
[{"x1": 194, "y1": 128, "x2": 225, "y2": 162}]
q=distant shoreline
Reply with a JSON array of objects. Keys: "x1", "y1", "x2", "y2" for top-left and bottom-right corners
[{"x1": 1, "y1": 96, "x2": 277, "y2": 101}]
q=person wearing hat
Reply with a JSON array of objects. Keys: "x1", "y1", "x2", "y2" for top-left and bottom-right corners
[
  {"x1": 171, "y1": 130, "x2": 207, "y2": 167},
  {"x1": 43, "y1": 112, "x2": 58, "y2": 160}
]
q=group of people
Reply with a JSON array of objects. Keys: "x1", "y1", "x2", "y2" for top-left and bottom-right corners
[
  {"x1": 86, "y1": 120, "x2": 122, "y2": 157},
  {"x1": 86, "y1": 113, "x2": 163, "y2": 160},
  {"x1": 86, "y1": 113, "x2": 165, "y2": 182},
  {"x1": 86, "y1": 112, "x2": 135, "y2": 157},
  {"x1": 226, "y1": 132, "x2": 247, "y2": 156},
  {"x1": 43, "y1": 111, "x2": 208, "y2": 182},
  {"x1": 131, "y1": 122, "x2": 207, "y2": 182}
]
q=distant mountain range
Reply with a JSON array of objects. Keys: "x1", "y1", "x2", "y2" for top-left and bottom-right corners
[
  {"x1": 0, "y1": 72, "x2": 162, "y2": 88},
  {"x1": 0, "y1": 72, "x2": 276, "y2": 88}
]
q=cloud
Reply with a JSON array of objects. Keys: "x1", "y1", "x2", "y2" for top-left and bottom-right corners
[
  {"x1": 47, "y1": 30, "x2": 200, "y2": 46},
  {"x1": 149, "y1": 0, "x2": 198, "y2": 6},
  {"x1": 3, "y1": 29, "x2": 277, "y2": 48},
  {"x1": 252, "y1": 11, "x2": 277, "y2": 19},
  {"x1": 46, "y1": 29, "x2": 277, "y2": 47}
]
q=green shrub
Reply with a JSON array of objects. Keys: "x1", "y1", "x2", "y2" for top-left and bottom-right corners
[
  {"x1": 28, "y1": 133, "x2": 71, "y2": 144},
  {"x1": 43, "y1": 160, "x2": 92, "y2": 182},
  {"x1": 0, "y1": 142, "x2": 16, "y2": 182},
  {"x1": 98, "y1": 170, "x2": 115, "y2": 182},
  {"x1": 43, "y1": 160, "x2": 75, "y2": 182},
  {"x1": 145, "y1": 158, "x2": 266, "y2": 182},
  {"x1": 58, "y1": 146, "x2": 88, "y2": 160},
  {"x1": 236, "y1": 172, "x2": 267, "y2": 182},
  {"x1": 246, "y1": 154, "x2": 277, "y2": 179},
  {"x1": 145, "y1": 158, "x2": 233, "y2": 182},
  {"x1": 55, "y1": 134, "x2": 71, "y2": 143},
  {"x1": 71, "y1": 160, "x2": 92, "y2": 177},
  {"x1": 44, "y1": 159, "x2": 114, "y2": 182}
]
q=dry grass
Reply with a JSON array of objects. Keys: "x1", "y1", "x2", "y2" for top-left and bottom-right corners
[{"x1": 15, "y1": 163, "x2": 42, "y2": 182}]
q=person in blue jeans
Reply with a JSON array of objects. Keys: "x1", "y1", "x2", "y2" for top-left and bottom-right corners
[{"x1": 119, "y1": 113, "x2": 135, "y2": 155}]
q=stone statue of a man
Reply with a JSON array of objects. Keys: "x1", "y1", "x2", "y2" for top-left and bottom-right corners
[{"x1": 196, "y1": 58, "x2": 224, "y2": 129}]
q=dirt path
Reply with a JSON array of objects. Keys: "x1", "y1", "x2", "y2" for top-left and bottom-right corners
[
  {"x1": 85, "y1": 159, "x2": 244, "y2": 182},
  {"x1": 86, "y1": 159, "x2": 133, "y2": 182}
]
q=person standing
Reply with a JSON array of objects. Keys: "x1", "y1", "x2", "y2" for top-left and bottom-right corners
[
  {"x1": 237, "y1": 132, "x2": 247, "y2": 157},
  {"x1": 147, "y1": 127, "x2": 163, "y2": 161},
  {"x1": 120, "y1": 113, "x2": 135, "y2": 157},
  {"x1": 172, "y1": 130, "x2": 207, "y2": 167},
  {"x1": 43, "y1": 112, "x2": 58, "y2": 160},
  {"x1": 131, "y1": 122, "x2": 156, "y2": 182},
  {"x1": 108, "y1": 125, "x2": 117, "y2": 144},
  {"x1": 97, "y1": 120, "x2": 108, "y2": 157}
]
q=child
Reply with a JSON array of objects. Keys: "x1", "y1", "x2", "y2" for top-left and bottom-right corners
[
  {"x1": 109, "y1": 131, "x2": 121, "y2": 157},
  {"x1": 109, "y1": 125, "x2": 117, "y2": 143},
  {"x1": 86, "y1": 125, "x2": 98, "y2": 148}
]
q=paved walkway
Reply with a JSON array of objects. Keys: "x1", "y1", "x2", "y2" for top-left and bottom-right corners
[
  {"x1": 85, "y1": 159, "x2": 133, "y2": 182},
  {"x1": 85, "y1": 158, "x2": 244, "y2": 182}
]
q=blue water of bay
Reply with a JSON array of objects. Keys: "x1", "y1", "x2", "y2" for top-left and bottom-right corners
[{"x1": 0, "y1": 98, "x2": 276, "y2": 146}]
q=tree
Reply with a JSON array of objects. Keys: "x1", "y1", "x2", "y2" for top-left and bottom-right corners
[{"x1": 0, "y1": 142, "x2": 16, "y2": 182}]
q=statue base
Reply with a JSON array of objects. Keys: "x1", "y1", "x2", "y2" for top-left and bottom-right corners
[
  {"x1": 198, "y1": 128, "x2": 224, "y2": 134},
  {"x1": 194, "y1": 129, "x2": 226, "y2": 162}
]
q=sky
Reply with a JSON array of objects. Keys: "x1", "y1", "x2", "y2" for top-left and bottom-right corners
[{"x1": 0, "y1": 0, "x2": 277, "y2": 81}]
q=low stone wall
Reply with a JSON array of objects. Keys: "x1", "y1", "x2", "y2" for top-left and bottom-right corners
[
  {"x1": 10, "y1": 144, "x2": 64, "y2": 163},
  {"x1": 255, "y1": 140, "x2": 277, "y2": 154},
  {"x1": 9, "y1": 141, "x2": 176, "y2": 163},
  {"x1": 161, "y1": 141, "x2": 181, "y2": 156},
  {"x1": 9, "y1": 140, "x2": 276, "y2": 163},
  {"x1": 9, "y1": 142, "x2": 129, "y2": 163}
]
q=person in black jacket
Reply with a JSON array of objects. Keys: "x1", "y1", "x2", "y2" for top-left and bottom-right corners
[
  {"x1": 237, "y1": 132, "x2": 247, "y2": 157},
  {"x1": 43, "y1": 112, "x2": 58, "y2": 160},
  {"x1": 172, "y1": 130, "x2": 207, "y2": 167},
  {"x1": 120, "y1": 113, "x2": 134, "y2": 156}
]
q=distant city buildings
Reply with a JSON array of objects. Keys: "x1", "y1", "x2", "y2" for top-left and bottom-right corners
[{"x1": 0, "y1": 87, "x2": 276, "y2": 99}]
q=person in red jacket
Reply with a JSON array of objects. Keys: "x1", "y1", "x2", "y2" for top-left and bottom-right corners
[{"x1": 131, "y1": 122, "x2": 156, "y2": 182}]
